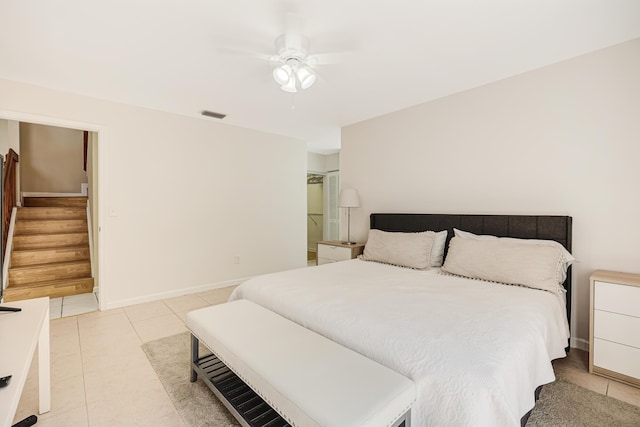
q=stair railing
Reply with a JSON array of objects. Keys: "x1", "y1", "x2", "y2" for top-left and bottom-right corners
[{"x1": 3, "y1": 149, "x2": 19, "y2": 254}]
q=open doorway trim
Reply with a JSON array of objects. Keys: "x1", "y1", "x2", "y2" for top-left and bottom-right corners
[{"x1": 0, "y1": 109, "x2": 108, "y2": 311}]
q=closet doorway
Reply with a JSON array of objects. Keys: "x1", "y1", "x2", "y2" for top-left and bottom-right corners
[{"x1": 307, "y1": 171, "x2": 339, "y2": 265}]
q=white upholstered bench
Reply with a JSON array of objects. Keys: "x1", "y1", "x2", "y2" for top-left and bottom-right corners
[{"x1": 186, "y1": 299, "x2": 415, "y2": 427}]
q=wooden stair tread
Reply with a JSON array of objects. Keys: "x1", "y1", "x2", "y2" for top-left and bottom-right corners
[
  {"x1": 13, "y1": 232, "x2": 90, "y2": 250},
  {"x1": 15, "y1": 219, "x2": 87, "y2": 225},
  {"x1": 14, "y1": 221, "x2": 88, "y2": 236},
  {"x1": 15, "y1": 218, "x2": 87, "y2": 222},
  {"x1": 14, "y1": 232, "x2": 88, "y2": 237},
  {"x1": 3, "y1": 277, "x2": 94, "y2": 301},
  {"x1": 8, "y1": 260, "x2": 92, "y2": 286},
  {"x1": 11, "y1": 245, "x2": 89, "y2": 254},
  {"x1": 17, "y1": 207, "x2": 86, "y2": 217},
  {"x1": 13, "y1": 232, "x2": 88, "y2": 237},
  {"x1": 24, "y1": 196, "x2": 87, "y2": 199},
  {"x1": 15, "y1": 217, "x2": 86, "y2": 222},
  {"x1": 9, "y1": 259, "x2": 91, "y2": 272},
  {"x1": 7, "y1": 196, "x2": 94, "y2": 300},
  {"x1": 18, "y1": 206, "x2": 85, "y2": 210},
  {"x1": 6, "y1": 277, "x2": 94, "y2": 290},
  {"x1": 10, "y1": 245, "x2": 90, "y2": 267}
]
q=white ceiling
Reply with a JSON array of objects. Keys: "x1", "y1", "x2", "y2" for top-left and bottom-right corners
[{"x1": 1, "y1": 1, "x2": 639, "y2": 154}]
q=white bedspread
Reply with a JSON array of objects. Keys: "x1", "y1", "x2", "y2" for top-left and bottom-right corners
[{"x1": 229, "y1": 259, "x2": 569, "y2": 427}]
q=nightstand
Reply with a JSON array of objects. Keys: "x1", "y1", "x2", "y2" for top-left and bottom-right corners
[
  {"x1": 589, "y1": 269, "x2": 640, "y2": 388},
  {"x1": 316, "y1": 241, "x2": 364, "y2": 266}
]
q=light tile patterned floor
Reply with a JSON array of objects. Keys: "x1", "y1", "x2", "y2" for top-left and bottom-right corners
[
  {"x1": 13, "y1": 285, "x2": 640, "y2": 426},
  {"x1": 553, "y1": 347, "x2": 640, "y2": 408},
  {"x1": 13, "y1": 285, "x2": 237, "y2": 427},
  {"x1": 49, "y1": 293, "x2": 99, "y2": 320}
]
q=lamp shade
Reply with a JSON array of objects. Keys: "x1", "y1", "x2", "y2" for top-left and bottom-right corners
[
  {"x1": 273, "y1": 64, "x2": 292, "y2": 86},
  {"x1": 296, "y1": 66, "x2": 316, "y2": 89},
  {"x1": 280, "y1": 75, "x2": 297, "y2": 93},
  {"x1": 338, "y1": 188, "x2": 360, "y2": 208}
]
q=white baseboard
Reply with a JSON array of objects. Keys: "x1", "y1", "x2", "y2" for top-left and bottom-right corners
[
  {"x1": 570, "y1": 337, "x2": 589, "y2": 351},
  {"x1": 23, "y1": 185, "x2": 88, "y2": 198},
  {"x1": 100, "y1": 277, "x2": 252, "y2": 311},
  {"x1": 22, "y1": 191, "x2": 87, "y2": 197}
]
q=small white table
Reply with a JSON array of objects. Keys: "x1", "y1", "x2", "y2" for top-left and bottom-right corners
[{"x1": 0, "y1": 298, "x2": 51, "y2": 427}]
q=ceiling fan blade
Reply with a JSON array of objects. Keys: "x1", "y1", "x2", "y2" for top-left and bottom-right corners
[
  {"x1": 307, "y1": 52, "x2": 355, "y2": 65},
  {"x1": 215, "y1": 47, "x2": 274, "y2": 62}
]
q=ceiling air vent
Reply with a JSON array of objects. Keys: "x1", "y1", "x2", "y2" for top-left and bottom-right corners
[{"x1": 201, "y1": 110, "x2": 227, "y2": 119}]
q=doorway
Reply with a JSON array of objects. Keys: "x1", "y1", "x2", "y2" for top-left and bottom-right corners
[{"x1": 0, "y1": 113, "x2": 103, "y2": 313}]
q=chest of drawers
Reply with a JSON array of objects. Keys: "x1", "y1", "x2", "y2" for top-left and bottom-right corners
[{"x1": 589, "y1": 270, "x2": 640, "y2": 388}]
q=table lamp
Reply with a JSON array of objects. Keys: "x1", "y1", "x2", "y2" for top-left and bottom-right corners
[{"x1": 338, "y1": 188, "x2": 360, "y2": 245}]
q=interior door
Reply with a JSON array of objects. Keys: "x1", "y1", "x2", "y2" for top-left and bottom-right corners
[{"x1": 324, "y1": 171, "x2": 339, "y2": 241}]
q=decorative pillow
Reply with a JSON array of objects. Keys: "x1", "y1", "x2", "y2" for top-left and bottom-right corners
[
  {"x1": 453, "y1": 228, "x2": 574, "y2": 283},
  {"x1": 441, "y1": 237, "x2": 566, "y2": 294},
  {"x1": 361, "y1": 229, "x2": 435, "y2": 270},
  {"x1": 430, "y1": 230, "x2": 448, "y2": 268}
]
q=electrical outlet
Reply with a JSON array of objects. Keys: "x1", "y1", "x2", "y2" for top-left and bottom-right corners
[{"x1": 233, "y1": 256, "x2": 240, "y2": 264}]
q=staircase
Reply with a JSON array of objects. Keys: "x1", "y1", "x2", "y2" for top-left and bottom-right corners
[{"x1": 4, "y1": 196, "x2": 94, "y2": 302}]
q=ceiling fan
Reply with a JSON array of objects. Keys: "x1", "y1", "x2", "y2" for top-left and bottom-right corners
[
  {"x1": 269, "y1": 13, "x2": 320, "y2": 93},
  {"x1": 271, "y1": 31, "x2": 317, "y2": 92},
  {"x1": 217, "y1": 13, "x2": 349, "y2": 94}
]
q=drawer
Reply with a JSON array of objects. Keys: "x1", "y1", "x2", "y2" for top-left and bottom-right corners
[
  {"x1": 317, "y1": 257, "x2": 336, "y2": 266},
  {"x1": 594, "y1": 310, "x2": 640, "y2": 348},
  {"x1": 593, "y1": 338, "x2": 640, "y2": 380},
  {"x1": 594, "y1": 281, "x2": 640, "y2": 318},
  {"x1": 317, "y1": 244, "x2": 352, "y2": 262}
]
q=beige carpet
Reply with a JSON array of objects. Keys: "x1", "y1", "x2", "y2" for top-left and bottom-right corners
[
  {"x1": 143, "y1": 332, "x2": 640, "y2": 427},
  {"x1": 527, "y1": 379, "x2": 640, "y2": 426},
  {"x1": 142, "y1": 332, "x2": 239, "y2": 427}
]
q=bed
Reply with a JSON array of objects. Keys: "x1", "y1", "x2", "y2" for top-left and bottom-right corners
[{"x1": 229, "y1": 213, "x2": 573, "y2": 427}]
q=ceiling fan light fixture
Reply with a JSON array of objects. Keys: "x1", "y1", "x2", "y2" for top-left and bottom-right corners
[
  {"x1": 273, "y1": 64, "x2": 292, "y2": 86},
  {"x1": 280, "y1": 75, "x2": 297, "y2": 93},
  {"x1": 296, "y1": 66, "x2": 316, "y2": 89}
]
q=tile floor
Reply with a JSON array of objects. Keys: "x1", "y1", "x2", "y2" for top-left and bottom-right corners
[
  {"x1": 49, "y1": 292, "x2": 99, "y2": 320},
  {"x1": 13, "y1": 285, "x2": 237, "y2": 427},
  {"x1": 552, "y1": 347, "x2": 640, "y2": 407},
  {"x1": 13, "y1": 286, "x2": 640, "y2": 426}
]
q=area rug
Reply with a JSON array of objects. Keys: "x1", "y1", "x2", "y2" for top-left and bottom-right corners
[
  {"x1": 526, "y1": 378, "x2": 640, "y2": 426},
  {"x1": 142, "y1": 331, "x2": 239, "y2": 427},
  {"x1": 143, "y1": 332, "x2": 640, "y2": 427}
]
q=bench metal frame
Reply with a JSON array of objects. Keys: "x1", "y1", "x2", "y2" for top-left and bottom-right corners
[{"x1": 190, "y1": 334, "x2": 411, "y2": 427}]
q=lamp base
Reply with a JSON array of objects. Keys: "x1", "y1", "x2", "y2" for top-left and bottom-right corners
[{"x1": 341, "y1": 241, "x2": 357, "y2": 245}]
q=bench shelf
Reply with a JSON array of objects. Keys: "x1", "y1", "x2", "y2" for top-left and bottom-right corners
[{"x1": 191, "y1": 339, "x2": 291, "y2": 427}]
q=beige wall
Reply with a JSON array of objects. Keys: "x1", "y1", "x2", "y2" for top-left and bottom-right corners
[
  {"x1": 7, "y1": 120, "x2": 21, "y2": 203},
  {"x1": 0, "y1": 78, "x2": 307, "y2": 309},
  {"x1": 307, "y1": 152, "x2": 340, "y2": 173},
  {"x1": 0, "y1": 120, "x2": 22, "y2": 203},
  {"x1": 341, "y1": 38, "x2": 640, "y2": 349},
  {"x1": 325, "y1": 153, "x2": 339, "y2": 172},
  {"x1": 20, "y1": 122, "x2": 87, "y2": 193},
  {"x1": 0, "y1": 119, "x2": 7, "y2": 155}
]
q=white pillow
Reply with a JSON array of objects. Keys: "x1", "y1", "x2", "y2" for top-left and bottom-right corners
[
  {"x1": 430, "y1": 230, "x2": 448, "y2": 268},
  {"x1": 453, "y1": 228, "x2": 574, "y2": 283},
  {"x1": 361, "y1": 229, "x2": 435, "y2": 270},
  {"x1": 442, "y1": 236, "x2": 566, "y2": 295}
]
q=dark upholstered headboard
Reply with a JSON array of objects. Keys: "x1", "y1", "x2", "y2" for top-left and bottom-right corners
[{"x1": 369, "y1": 213, "x2": 573, "y2": 324}]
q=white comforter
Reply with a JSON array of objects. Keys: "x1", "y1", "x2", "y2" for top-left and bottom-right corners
[{"x1": 229, "y1": 259, "x2": 569, "y2": 427}]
